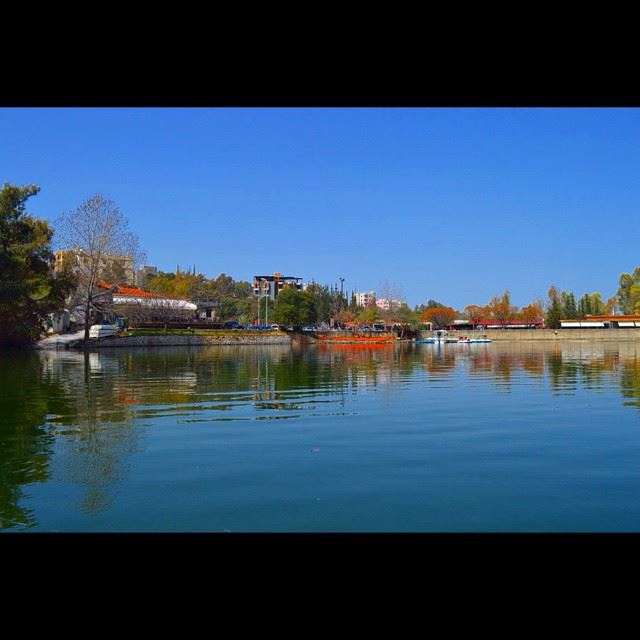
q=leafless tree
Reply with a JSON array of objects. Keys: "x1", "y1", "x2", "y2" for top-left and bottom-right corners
[
  {"x1": 377, "y1": 281, "x2": 405, "y2": 327},
  {"x1": 55, "y1": 195, "x2": 145, "y2": 340}
]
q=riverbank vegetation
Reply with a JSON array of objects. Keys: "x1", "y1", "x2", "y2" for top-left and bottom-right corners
[{"x1": 0, "y1": 184, "x2": 73, "y2": 348}]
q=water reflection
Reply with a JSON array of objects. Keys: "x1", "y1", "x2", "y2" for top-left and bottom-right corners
[{"x1": 1, "y1": 341, "x2": 640, "y2": 530}]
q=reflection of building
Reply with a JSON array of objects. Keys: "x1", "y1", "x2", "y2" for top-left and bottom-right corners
[
  {"x1": 355, "y1": 291, "x2": 376, "y2": 307},
  {"x1": 253, "y1": 272, "x2": 303, "y2": 300},
  {"x1": 55, "y1": 249, "x2": 135, "y2": 286}
]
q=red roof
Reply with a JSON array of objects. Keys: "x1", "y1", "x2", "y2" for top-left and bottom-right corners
[
  {"x1": 475, "y1": 319, "x2": 543, "y2": 325},
  {"x1": 96, "y1": 281, "x2": 155, "y2": 297}
]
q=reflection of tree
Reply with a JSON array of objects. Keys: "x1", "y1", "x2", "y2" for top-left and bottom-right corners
[
  {"x1": 38, "y1": 351, "x2": 142, "y2": 517},
  {"x1": 620, "y1": 358, "x2": 640, "y2": 409},
  {"x1": 422, "y1": 345, "x2": 457, "y2": 379},
  {"x1": 0, "y1": 354, "x2": 69, "y2": 530},
  {"x1": 8, "y1": 340, "x2": 640, "y2": 531}
]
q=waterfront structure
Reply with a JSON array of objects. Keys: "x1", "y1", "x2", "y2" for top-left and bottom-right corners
[
  {"x1": 355, "y1": 291, "x2": 376, "y2": 307},
  {"x1": 253, "y1": 272, "x2": 303, "y2": 300},
  {"x1": 192, "y1": 298, "x2": 220, "y2": 320},
  {"x1": 451, "y1": 319, "x2": 544, "y2": 330},
  {"x1": 560, "y1": 315, "x2": 640, "y2": 328},
  {"x1": 96, "y1": 281, "x2": 197, "y2": 323},
  {"x1": 55, "y1": 249, "x2": 135, "y2": 286}
]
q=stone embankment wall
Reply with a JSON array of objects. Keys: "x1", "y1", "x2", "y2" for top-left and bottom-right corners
[
  {"x1": 419, "y1": 329, "x2": 640, "y2": 341},
  {"x1": 76, "y1": 333, "x2": 292, "y2": 348}
]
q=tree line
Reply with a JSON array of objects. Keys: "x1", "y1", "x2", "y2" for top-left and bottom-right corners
[{"x1": 3, "y1": 181, "x2": 640, "y2": 347}]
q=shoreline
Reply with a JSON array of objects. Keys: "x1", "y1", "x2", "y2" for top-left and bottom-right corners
[{"x1": 33, "y1": 327, "x2": 640, "y2": 350}]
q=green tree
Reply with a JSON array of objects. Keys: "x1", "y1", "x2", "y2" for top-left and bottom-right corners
[
  {"x1": 545, "y1": 286, "x2": 562, "y2": 329},
  {"x1": 560, "y1": 291, "x2": 577, "y2": 319},
  {"x1": 616, "y1": 268, "x2": 640, "y2": 314},
  {"x1": 355, "y1": 305, "x2": 377, "y2": 325},
  {"x1": 577, "y1": 293, "x2": 592, "y2": 318},
  {"x1": 0, "y1": 184, "x2": 73, "y2": 347},
  {"x1": 589, "y1": 293, "x2": 605, "y2": 315},
  {"x1": 271, "y1": 288, "x2": 316, "y2": 327}
]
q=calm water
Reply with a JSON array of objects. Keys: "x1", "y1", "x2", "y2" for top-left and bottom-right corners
[{"x1": 3, "y1": 341, "x2": 640, "y2": 532}]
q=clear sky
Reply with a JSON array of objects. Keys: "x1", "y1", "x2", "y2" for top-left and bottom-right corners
[{"x1": 2, "y1": 107, "x2": 638, "y2": 308}]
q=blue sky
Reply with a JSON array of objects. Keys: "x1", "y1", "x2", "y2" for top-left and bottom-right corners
[{"x1": 2, "y1": 107, "x2": 638, "y2": 308}]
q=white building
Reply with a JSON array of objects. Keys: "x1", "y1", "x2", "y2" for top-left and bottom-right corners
[
  {"x1": 355, "y1": 291, "x2": 376, "y2": 307},
  {"x1": 376, "y1": 298, "x2": 403, "y2": 311}
]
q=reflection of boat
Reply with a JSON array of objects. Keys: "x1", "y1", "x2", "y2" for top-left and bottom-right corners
[
  {"x1": 416, "y1": 330, "x2": 493, "y2": 344},
  {"x1": 469, "y1": 334, "x2": 492, "y2": 343},
  {"x1": 314, "y1": 331, "x2": 396, "y2": 344}
]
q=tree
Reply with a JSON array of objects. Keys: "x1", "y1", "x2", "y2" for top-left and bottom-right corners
[
  {"x1": 355, "y1": 304, "x2": 377, "y2": 326},
  {"x1": 589, "y1": 292, "x2": 605, "y2": 316},
  {"x1": 0, "y1": 184, "x2": 73, "y2": 347},
  {"x1": 519, "y1": 301, "x2": 544, "y2": 325},
  {"x1": 463, "y1": 304, "x2": 484, "y2": 329},
  {"x1": 578, "y1": 292, "x2": 605, "y2": 318},
  {"x1": 486, "y1": 290, "x2": 516, "y2": 327},
  {"x1": 616, "y1": 268, "x2": 640, "y2": 314},
  {"x1": 421, "y1": 306, "x2": 456, "y2": 329},
  {"x1": 560, "y1": 291, "x2": 577, "y2": 319},
  {"x1": 577, "y1": 293, "x2": 592, "y2": 318},
  {"x1": 55, "y1": 194, "x2": 144, "y2": 341},
  {"x1": 377, "y1": 281, "x2": 405, "y2": 326},
  {"x1": 545, "y1": 286, "x2": 562, "y2": 329},
  {"x1": 270, "y1": 288, "x2": 316, "y2": 327}
]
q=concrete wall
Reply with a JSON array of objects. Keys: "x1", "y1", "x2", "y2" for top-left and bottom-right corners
[
  {"x1": 419, "y1": 329, "x2": 640, "y2": 341},
  {"x1": 77, "y1": 334, "x2": 292, "y2": 348}
]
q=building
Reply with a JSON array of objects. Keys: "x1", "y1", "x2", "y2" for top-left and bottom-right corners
[
  {"x1": 253, "y1": 272, "x2": 303, "y2": 300},
  {"x1": 448, "y1": 319, "x2": 544, "y2": 330},
  {"x1": 355, "y1": 291, "x2": 376, "y2": 307},
  {"x1": 96, "y1": 281, "x2": 197, "y2": 323},
  {"x1": 376, "y1": 298, "x2": 404, "y2": 312},
  {"x1": 135, "y1": 265, "x2": 158, "y2": 288},
  {"x1": 55, "y1": 249, "x2": 135, "y2": 286},
  {"x1": 560, "y1": 315, "x2": 640, "y2": 328}
]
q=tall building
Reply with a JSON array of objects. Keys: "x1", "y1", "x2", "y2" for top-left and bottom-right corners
[
  {"x1": 253, "y1": 272, "x2": 303, "y2": 300},
  {"x1": 355, "y1": 291, "x2": 376, "y2": 307},
  {"x1": 55, "y1": 249, "x2": 135, "y2": 285},
  {"x1": 135, "y1": 265, "x2": 158, "y2": 288}
]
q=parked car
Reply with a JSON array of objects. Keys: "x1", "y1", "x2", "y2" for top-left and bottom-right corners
[
  {"x1": 302, "y1": 326, "x2": 316, "y2": 332},
  {"x1": 271, "y1": 324, "x2": 281, "y2": 330},
  {"x1": 223, "y1": 321, "x2": 242, "y2": 330}
]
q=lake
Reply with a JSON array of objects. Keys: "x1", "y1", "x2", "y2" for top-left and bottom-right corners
[{"x1": 2, "y1": 341, "x2": 640, "y2": 532}]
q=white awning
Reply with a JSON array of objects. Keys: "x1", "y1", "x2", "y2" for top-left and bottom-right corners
[{"x1": 113, "y1": 295, "x2": 197, "y2": 310}]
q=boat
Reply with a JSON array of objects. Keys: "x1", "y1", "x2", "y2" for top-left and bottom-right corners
[{"x1": 416, "y1": 329, "x2": 450, "y2": 344}]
